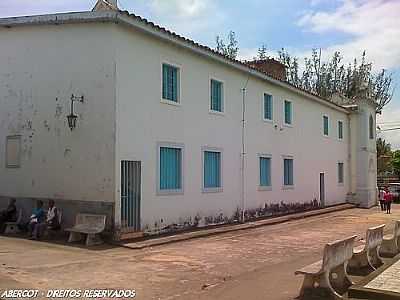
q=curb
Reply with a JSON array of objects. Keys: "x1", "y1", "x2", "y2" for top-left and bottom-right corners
[{"x1": 114, "y1": 204, "x2": 356, "y2": 250}]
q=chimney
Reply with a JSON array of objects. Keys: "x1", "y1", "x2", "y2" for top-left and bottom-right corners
[
  {"x1": 246, "y1": 59, "x2": 286, "y2": 81},
  {"x1": 92, "y1": 0, "x2": 119, "y2": 11}
]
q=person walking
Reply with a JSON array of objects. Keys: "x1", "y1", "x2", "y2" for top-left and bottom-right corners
[
  {"x1": 378, "y1": 187, "x2": 386, "y2": 211},
  {"x1": 384, "y1": 187, "x2": 393, "y2": 214}
]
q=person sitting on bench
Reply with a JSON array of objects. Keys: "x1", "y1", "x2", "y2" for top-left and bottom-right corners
[
  {"x1": 46, "y1": 200, "x2": 60, "y2": 230},
  {"x1": 0, "y1": 198, "x2": 17, "y2": 233},
  {"x1": 28, "y1": 200, "x2": 45, "y2": 240}
]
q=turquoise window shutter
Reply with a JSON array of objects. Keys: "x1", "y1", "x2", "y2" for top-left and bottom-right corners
[
  {"x1": 323, "y1": 116, "x2": 329, "y2": 135},
  {"x1": 162, "y1": 64, "x2": 179, "y2": 102},
  {"x1": 162, "y1": 64, "x2": 168, "y2": 100},
  {"x1": 172, "y1": 67, "x2": 178, "y2": 101},
  {"x1": 204, "y1": 151, "x2": 221, "y2": 188},
  {"x1": 260, "y1": 157, "x2": 271, "y2": 186},
  {"x1": 284, "y1": 159, "x2": 293, "y2": 185},
  {"x1": 284, "y1": 159, "x2": 288, "y2": 185},
  {"x1": 211, "y1": 80, "x2": 223, "y2": 112},
  {"x1": 264, "y1": 94, "x2": 272, "y2": 120},
  {"x1": 338, "y1": 163, "x2": 344, "y2": 183},
  {"x1": 338, "y1": 121, "x2": 343, "y2": 139},
  {"x1": 160, "y1": 147, "x2": 181, "y2": 190},
  {"x1": 284, "y1": 101, "x2": 292, "y2": 124}
]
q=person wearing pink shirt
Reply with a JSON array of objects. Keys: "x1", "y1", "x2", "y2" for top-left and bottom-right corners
[{"x1": 384, "y1": 187, "x2": 393, "y2": 214}]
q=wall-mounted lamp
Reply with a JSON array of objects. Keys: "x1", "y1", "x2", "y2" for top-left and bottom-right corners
[{"x1": 67, "y1": 94, "x2": 84, "y2": 131}]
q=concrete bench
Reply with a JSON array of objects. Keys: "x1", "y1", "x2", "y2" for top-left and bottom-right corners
[
  {"x1": 379, "y1": 220, "x2": 400, "y2": 257},
  {"x1": 348, "y1": 224, "x2": 385, "y2": 274},
  {"x1": 295, "y1": 235, "x2": 357, "y2": 300},
  {"x1": 65, "y1": 213, "x2": 106, "y2": 246},
  {"x1": 4, "y1": 210, "x2": 22, "y2": 234}
]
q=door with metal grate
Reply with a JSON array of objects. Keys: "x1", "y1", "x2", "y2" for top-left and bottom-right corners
[
  {"x1": 320, "y1": 172, "x2": 325, "y2": 207},
  {"x1": 121, "y1": 161, "x2": 141, "y2": 231}
]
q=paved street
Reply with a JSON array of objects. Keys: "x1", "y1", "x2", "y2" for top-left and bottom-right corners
[{"x1": 1, "y1": 205, "x2": 400, "y2": 300}]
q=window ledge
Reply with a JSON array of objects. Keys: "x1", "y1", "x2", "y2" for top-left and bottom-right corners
[
  {"x1": 209, "y1": 110, "x2": 225, "y2": 116},
  {"x1": 263, "y1": 118, "x2": 273, "y2": 124},
  {"x1": 258, "y1": 186, "x2": 272, "y2": 191},
  {"x1": 338, "y1": 183, "x2": 345, "y2": 187},
  {"x1": 202, "y1": 187, "x2": 223, "y2": 193},
  {"x1": 282, "y1": 185, "x2": 294, "y2": 190},
  {"x1": 157, "y1": 189, "x2": 184, "y2": 196},
  {"x1": 283, "y1": 123, "x2": 293, "y2": 128},
  {"x1": 161, "y1": 98, "x2": 181, "y2": 106}
]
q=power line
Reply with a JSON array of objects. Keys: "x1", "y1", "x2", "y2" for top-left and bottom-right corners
[
  {"x1": 379, "y1": 127, "x2": 400, "y2": 132},
  {"x1": 377, "y1": 121, "x2": 400, "y2": 125}
]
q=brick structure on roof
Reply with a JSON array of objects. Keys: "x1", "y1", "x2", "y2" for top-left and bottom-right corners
[{"x1": 246, "y1": 59, "x2": 286, "y2": 81}]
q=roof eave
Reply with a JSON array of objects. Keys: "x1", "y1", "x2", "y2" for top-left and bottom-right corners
[
  {"x1": 0, "y1": 11, "x2": 349, "y2": 114},
  {"x1": 116, "y1": 13, "x2": 349, "y2": 114}
]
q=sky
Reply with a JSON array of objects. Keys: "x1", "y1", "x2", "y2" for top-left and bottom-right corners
[{"x1": 1, "y1": 0, "x2": 399, "y2": 148}]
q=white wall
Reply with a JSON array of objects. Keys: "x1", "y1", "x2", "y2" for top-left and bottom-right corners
[
  {"x1": 353, "y1": 100, "x2": 378, "y2": 207},
  {"x1": 114, "y1": 25, "x2": 350, "y2": 231},
  {"x1": 0, "y1": 23, "x2": 116, "y2": 203},
  {"x1": 0, "y1": 19, "x2": 375, "y2": 233}
]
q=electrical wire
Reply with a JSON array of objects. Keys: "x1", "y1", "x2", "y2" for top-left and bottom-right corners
[{"x1": 379, "y1": 127, "x2": 400, "y2": 132}]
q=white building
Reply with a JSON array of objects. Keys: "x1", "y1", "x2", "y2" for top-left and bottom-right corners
[{"x1": 0, "y1": 1, "x2": 377, "y2": 238}]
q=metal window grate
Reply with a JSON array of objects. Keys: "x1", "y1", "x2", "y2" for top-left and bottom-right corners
[{"x1": 121, "y1": 161, "x2": 141, "y2": 231}]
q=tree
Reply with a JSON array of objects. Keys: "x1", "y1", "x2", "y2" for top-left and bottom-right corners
[
  {"x1": 256, "y1": 44, "x2": 268, "y2": 60},
  {"x1": 277, "y1": 48, "x2": 300, "y2": 87},
  {"x1": 215, "y1": 31, "x2": 239, "y2": 60},
  {"x1": 215, "y1": 31, "x2": 393, "y2": 111},
  {"x1": 377, "y1": 137, "x2": 392, "y2": 158},
  {"x1": 279, "y1": 49, "x2": 394, "y2": 112},
  {"x1": 392, "y1": 150, "x2": 400, "y2": 177},
  {"x1": 377, "y1": 138, "x2": 392, "y2": 175}
]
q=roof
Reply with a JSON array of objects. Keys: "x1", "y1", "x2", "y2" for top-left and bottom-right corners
[{"x1": 0, "y1": 10, "x2": 350, "y2": 114}]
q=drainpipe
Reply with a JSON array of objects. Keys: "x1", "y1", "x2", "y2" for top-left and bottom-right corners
[{"x1": 241, "y1": 77, "x2": 250, "y2": 223}]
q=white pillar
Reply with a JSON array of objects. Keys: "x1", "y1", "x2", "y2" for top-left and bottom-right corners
[{"x1": 349, "y1": 99, "x2": 378, "y2": 208}]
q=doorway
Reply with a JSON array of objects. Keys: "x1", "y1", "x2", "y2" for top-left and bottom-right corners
[
  {"x1": 320, "y1": 172, "x2": 325, "y2": 207},
  {"x1": 121, "y1": 160, "x2": 141, "y2": 231}
]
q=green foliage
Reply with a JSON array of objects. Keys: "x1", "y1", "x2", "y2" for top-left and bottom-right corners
[
  {"x1": 276, "y1": 49, "x2": 394, "y2": 112},
  {"x1": 256, "y1": 44, "x2": 268, "y2": 60},
  {"x1": 377, "y1": 138, "x2": 392, "y2": 175},
  {"x1": 278, "y1": 48, "x2": 300, "y2": 87},
  {"x1": 392, "y1": 150, "x2": 400, "y2": 177},
  {"x1": 377, "y1": 137, "x2": 392, "y2": 158},
  {"x1": 215, "y1": 31, "x2": 239, "y2": 60},
  {"x1": 213, "y1": 31, "x2": 394, "y2": 111}
]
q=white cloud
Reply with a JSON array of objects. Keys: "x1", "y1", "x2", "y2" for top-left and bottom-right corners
[
  {"x1": 297, "y1": 0, "x2": 400, "y2": 148},
  {"x1": 150, "y1": 0, "x2": 210, "y2": 18},
  {"x1": 298, "y1": 0, "x2": 400, "y2": 70},
  {"x1": 145, "y1": 0, "x2": 223, "y2": 38},
  {"x1": 377, "y1": 105, "x2": 400, "y2": 150},
  {"x1": 0, "y1": 0, "x2": 95, "y2": 17}
]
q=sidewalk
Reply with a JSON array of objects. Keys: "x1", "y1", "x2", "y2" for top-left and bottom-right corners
[
  {"x1": 2, "y1": 205, "x2": 399, "y2": 300},
  {"x1": 118, "y1": 203, "x2": 355, "y2": 249}
]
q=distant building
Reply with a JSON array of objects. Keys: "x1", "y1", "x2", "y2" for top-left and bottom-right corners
[{"x1": 0, "y1": 0, "x2": 377, "y2": 238}]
